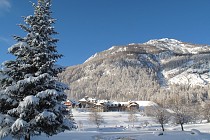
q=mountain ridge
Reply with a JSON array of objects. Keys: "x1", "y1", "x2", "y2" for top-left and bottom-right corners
[
  {"x1": 59, "y1": 38, "x2": 210, "y2": 103},
  {"x1": 85, "y1": 38, "x2": 210, "y2": 64}
]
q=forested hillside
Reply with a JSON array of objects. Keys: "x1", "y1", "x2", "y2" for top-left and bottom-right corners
[{"x1": 59, "y1": 38, "x2": 210, "y2": 105}]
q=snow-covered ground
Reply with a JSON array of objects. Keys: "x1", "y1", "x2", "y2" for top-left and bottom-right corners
[{"x1": 6, "y1": 109, "x2": 210, "y2": 140}]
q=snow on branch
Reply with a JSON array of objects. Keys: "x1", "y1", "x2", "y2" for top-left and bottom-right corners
[
  {"x1": 0, "y1": 114, "x2": 13, "y2": 127},
  {"x1": 19, "y1": 95, "x2": 39, "y2": 108},
  {"x1": 17, "y1": 73, "x2": 52, "y2": 87},
  {"x1": 0, "y1": 114, "x2": 14, "y2": 138},
  {"x1": 8, "y1": 42, "x2": 30, "y2": 55},
  {"x1": 35, "y1": 111, "x2": 56, "y2": 123},
  {"x1": 0, "y1": 127, "x2": 10, "y2": 139},
  {"x1": 11, "y1": 118, "x2": 28, "y2": 133},
  {"x1": 36, "y1": 89, "x2": 65, "y2": 99}
]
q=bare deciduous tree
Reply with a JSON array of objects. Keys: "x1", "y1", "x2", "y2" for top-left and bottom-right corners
[
  {"x1": 77, "y1": 121, "x2": 84, "y2": 131},
  {"x1": 128, "y1": 110, "x2": 138, "y2": 128},
  {"x1": 89, "y1": 109, "x2": 104, "y2": 128},
  {"x1": 171, "y1": 96, "x2": 191, "y2": 131},
  {"x1": 153, "y1": 107, "x2": 169, "y2": 131},
  {"x1": 188, "y1": 103, "x2": 203, "y2": 123},
  {"x1": 202, "y1": 101, "x2": 210, "y2": 123}
]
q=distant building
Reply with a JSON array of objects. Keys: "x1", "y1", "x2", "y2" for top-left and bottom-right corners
[
  {"x1": 68, "y1": 96, "x2": 158, "y2": 112},
  {"x1": 78, "y1": 96, "x2": 97, "y2": 108},
  {"x1": 95, "y1": 102, "x2": 108, "y2": 112},
  {"x1": 127, "y1": 101, "x2": 139, "y2": 111},
  {"x1": 64, "y1": 100, "x2": 72, "y2": 109},
  {"x1": 106, "y1": 101, "x2": 128, "y2": 112}
]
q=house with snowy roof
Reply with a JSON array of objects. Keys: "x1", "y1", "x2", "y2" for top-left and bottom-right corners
[
  {"x1": 95, "y1": 101, "x2": 108, "y2": 112},
  {"x1": 127, "y1": 101, "x2": 139, "y2": 111},
  {"x1": 64, "y1": 100, "x2": 72, "y2": 108},
  {"x1": 78, "y1": 96, "x2": 97, "y2": 108}
]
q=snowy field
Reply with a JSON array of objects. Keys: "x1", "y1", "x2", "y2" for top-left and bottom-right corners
[{"x1": 6, "y1": 109, "x2": 210, "y2": 140}]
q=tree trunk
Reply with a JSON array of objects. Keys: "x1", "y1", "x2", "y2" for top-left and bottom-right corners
[
  {"x1": 161, "y1": 124, "x2": 164, "y2": 131},
  {"x1": 24, "y1": 134, "x2": 30, "y2": 140},
  {"x1": 181, "y1": 123, "x2": 184, "y2": 131}
]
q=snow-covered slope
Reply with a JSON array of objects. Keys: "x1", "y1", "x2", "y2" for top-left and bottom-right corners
[
  {"x1": 145, "y1": 38, "x2": 210, "y2": 86},
  {"x1": 59, "y1": 38, "x2": 210, "y2": 100},
  {"x1": 143, "y1": 38, "x2": 210, "y2": 86},
  {"x1": 144, "y1": 38, "x2": 210, "y2": 54}
]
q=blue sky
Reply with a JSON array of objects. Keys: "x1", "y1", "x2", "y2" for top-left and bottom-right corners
[{"x1": 1, "y1": 0, "x2": 210, "y2": 66}]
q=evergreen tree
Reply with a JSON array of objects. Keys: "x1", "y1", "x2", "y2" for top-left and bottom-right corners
[{"x1": 0, "y1": 0, "x2": 75, "y2": 139}]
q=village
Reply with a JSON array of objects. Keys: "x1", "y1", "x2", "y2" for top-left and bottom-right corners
[{"x1": 64, "y1": 96, "x2": 157, "y2": 112}]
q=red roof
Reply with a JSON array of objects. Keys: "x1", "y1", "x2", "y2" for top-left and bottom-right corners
[{"x1": 64, "y1": 101, "x2": 72, "y2": 106}]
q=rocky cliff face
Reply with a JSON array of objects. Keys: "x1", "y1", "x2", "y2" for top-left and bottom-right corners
[{"x1": 59, "y1": 38, "x2": 210, "y2": 102}]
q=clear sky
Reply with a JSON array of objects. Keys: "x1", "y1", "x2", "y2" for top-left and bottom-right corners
[{"x1": 1, "y1": 0, "x2": 210, "y2": 66}]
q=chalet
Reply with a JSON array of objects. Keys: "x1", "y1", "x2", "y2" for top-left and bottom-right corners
[
  {"x1": 127, "y1": 101, "x2": 139, "y2": 111},
  {"x1": 95, "y1": 102, "x2": 108, "y2": 112},
  {"x1": 106, "y1": 101, "x2": 128, "y2": 112},
  {"x1": 118, "y1": 102, "x2": 128, "y2": 111},
  {"x1": 78, "y1": 98, "x2": 87, "y2": 108},
  {"x1": 78, "y1": 96, "x2": 97, "y2": 108},
  {"x1": 64, "y1": 100, "x2": 72, "y2": 109}
]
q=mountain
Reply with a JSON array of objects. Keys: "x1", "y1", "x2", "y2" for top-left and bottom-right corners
[{"x1": 59, "y1": 38, "x2": 210, "y2": 103}]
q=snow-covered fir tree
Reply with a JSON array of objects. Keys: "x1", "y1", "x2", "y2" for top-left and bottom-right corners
[{"x1": 0, "y1": 0, "x2": 75, "y2": 139}]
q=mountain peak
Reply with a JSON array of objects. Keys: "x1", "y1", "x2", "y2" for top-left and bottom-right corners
[
  {"x1": 143, "y1": 38, "x2": 210, "y2": 54},
  {"x1": 144, "y1": 38, "x2": 183, "y2": 45},
  {"x1": 84, "y1": 38, "x2": 210, "y2": 64}
]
